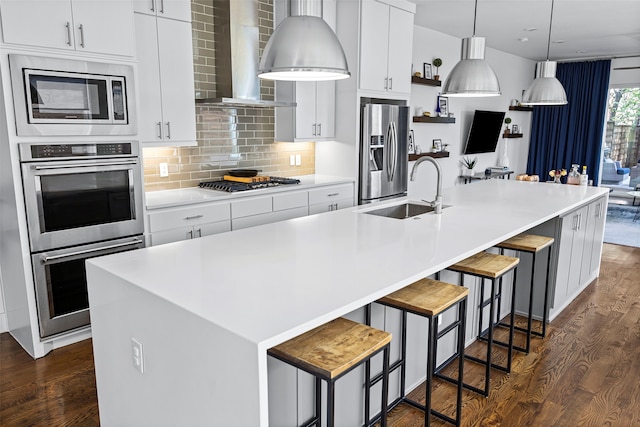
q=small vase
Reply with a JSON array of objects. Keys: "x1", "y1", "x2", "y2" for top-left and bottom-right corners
[
  {"x1": 554, "y1": 176, "x2": 562, "y2": 184},
  {"x1": 463, "y1": 168, "x2": 474, "y2": 177}
]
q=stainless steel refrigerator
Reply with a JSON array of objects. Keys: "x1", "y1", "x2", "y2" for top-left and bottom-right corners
[{"x1": 359, "y1": 103, "x2": 409, "y2": 204}]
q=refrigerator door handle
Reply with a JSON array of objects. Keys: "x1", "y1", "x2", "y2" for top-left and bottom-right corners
[
  {"x1": 385, "y1": 122, "x2": 393, "y2": 182},
  {"x1": 389, "y1": 122, "x2": 398, "y2": 182}
]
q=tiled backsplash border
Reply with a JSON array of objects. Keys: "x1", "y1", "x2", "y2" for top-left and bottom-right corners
[{"x1": 143, "y1": 0, "x2": 314, "y2": 192}]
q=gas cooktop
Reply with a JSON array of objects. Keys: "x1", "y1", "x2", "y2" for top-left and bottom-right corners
[{"x1": 198, "y1": 177, "x2": 301, "y2": 192}]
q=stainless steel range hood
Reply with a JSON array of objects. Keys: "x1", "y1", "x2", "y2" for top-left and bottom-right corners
[{"x1": 197, "y1": 0, "x2": 294, "y2": 107}]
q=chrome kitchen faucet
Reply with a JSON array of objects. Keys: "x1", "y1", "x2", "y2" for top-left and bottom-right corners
[{"x1": 410, "y1": 156, "x2": 443, "y2": 214}]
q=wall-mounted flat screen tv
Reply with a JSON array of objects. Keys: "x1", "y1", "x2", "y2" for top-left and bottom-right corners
[{"x1": 462, "y1": 110, "x2": 505, "y2": 154}]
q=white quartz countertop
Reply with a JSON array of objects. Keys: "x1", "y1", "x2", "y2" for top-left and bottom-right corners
[
  {"x1": 91, "y1": 180, "x2": 608, "y2": 351},
  {"x1": 145, "y1": 174, "x2": 354, "y2": 209}
]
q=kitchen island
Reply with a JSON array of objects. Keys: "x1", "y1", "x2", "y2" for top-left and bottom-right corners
[{"x1": 86, "y1": 179, "x2": 608, "y2": 426}]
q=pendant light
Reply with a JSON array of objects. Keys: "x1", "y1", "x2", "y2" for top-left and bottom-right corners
[
  {"x1": 521, "y1": 0, "x2": 567, "y2": 106},
  {"x1": 442, "y1": 0, "x2": 501, "y2": 97},
  {"x1": 258, "y1": 0, "x2": 350, "y2": 81}
]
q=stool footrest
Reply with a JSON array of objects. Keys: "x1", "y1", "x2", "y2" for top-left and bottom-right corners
[
  {"x1": 464, "y1": 353, "x2": 509, "y2": 373},
  {"x1": 435, "y1": 371, "x2": 488, "y2": 398}
]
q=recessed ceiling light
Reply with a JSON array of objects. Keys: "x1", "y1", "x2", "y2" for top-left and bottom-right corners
[
  {"x1": 518, "y1": 37, "x2": 529, "y2": 42},
  {"x1": 576, "y1": 50, "x2": 588, "y2": 53},
  {"x1": 523, "y1": 27, "x2": 537, "y2": 32},
  {"x1": 552, "y1": 40, "x2": 565, "y2": 44}
]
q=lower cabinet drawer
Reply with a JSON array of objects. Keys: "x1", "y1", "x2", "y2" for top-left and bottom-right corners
[
  {"x1": 148, "y1": 203, "x2": 230, "y2": 233},
  {"x1": 232, "y1": 206, "x2": 308, "y2": 231},
  {"x1": 231, "y1": 196, "x2": 273, "y2": 219},
  {"x1": 273, "y1": 191, "x2": 308, "y2": 211},
  {"x1": 308, "y1": 183, "x2": 353, "y2": 205}
]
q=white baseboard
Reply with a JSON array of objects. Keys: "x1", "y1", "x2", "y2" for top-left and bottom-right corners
[{"x1": 0, "y1": 313, "x2": 7, "y2": 334}]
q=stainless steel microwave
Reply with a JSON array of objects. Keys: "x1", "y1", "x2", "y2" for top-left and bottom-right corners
[{"x1": 9, "y1": 54, "x2": 137, "y2": 136}]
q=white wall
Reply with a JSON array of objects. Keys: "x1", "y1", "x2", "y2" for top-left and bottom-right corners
[{"x1": 408, "y1": 26, "x2": 536, "y2": 201}]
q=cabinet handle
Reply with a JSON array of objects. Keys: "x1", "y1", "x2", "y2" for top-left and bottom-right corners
[
  {"x1": 65, "y1": 22, "x2": 72, "y2": 46},
  {"x1": 572, "y1": 214, "x2": 578, "y2": 231},
  {"x1": 388, "y1": 77, "x2": 393, "y2": 90},
  {"x1": 166, "y1": 122, "x2": 171, "y2": 139},
  {"x1": 317, "y1": 123, "x2": 322, "y2": 136},
  {"x1": 384, "y1": 77, "x2": 388, "y2": 89},
  {"x1": 195, "y1": 228, "x2": 202, "y2": 238},
  {"x1": 578, "y1": 213, "x2": 582, "y2": 230},
  {"x1": 312, "y1": 123, "x2": 317, "y2": 136},
  {"x1": 160, "y1": 0, "x2": 165, "y2": 13},
  {"x1": 327, "y1": 193, "x2": 339, "y2": 197},
  {"x1": 187, "y1": 230, "x2": 193, "y2": 239},
  {"x1": 184, "y1": 214, "x2": 204, "y2": 220},
  {"x1": 150, "y1": 0, "x2": 155, "y2": 12},
  {"x1": 157, "y1": 122, "x2": 163, "y2": 139},
  {"x1": 78, "y1": 24, "x2": 85, "y2": 48}
]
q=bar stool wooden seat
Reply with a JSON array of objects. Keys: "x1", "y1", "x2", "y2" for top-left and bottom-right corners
[
  {"x1": 444, "y1": 251, "x2": 520, "y2": 397},
  {"x1": 373, "y1": 278, "x2": 469, "y2": 426},
  {"x1": 268, "y1": 317, "x2": 391, "y2": 427},
  {"x1": 495, "y1": 233, "x2": 555, "y2": 353}
]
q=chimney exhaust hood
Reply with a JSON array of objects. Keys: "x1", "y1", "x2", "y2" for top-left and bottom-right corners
[{"x1": 196, "y1": 0, "x2": 295, "y2": 107}]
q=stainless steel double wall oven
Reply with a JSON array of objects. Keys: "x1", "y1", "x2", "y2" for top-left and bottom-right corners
[{"x1": 19, "y1": 142, "x2": 144, "y2": 338}]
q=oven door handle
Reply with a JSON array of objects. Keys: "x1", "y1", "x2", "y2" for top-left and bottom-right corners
[
  {"x1": 40, "y1": 239, "x2": 143, "y2": 263},
  {"x1": 32, "y1": 160, "x2": 139, "y2": 170}
]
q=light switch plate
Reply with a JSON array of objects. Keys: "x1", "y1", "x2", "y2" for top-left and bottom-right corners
[
  {"x1": 295, "y1": 154, "x2": 301, "y2": 166},
  {"x1": 131, "y1": 337, "x2": 144, "y2": 374},
  {"x1": 290, "y1": 155, "x2": 295, "y2": 166}
]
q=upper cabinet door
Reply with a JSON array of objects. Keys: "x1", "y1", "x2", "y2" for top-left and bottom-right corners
[
  {"x1": 72, "y1": 0, "x2": 135, "y2": 56},
  {"x1": 386, "y1": 6, "x2": 413, "y2": 95},
  {"x1": 134, "y1": 13, "x2": 164, "y2": 143},
  {"x1": 315, "y1": 80, "x2": 335, "y2": 139},
  {"x1": 359, "y1": 0, "x2": 390, "y2": 92},
  {"x1": 156, "y1": 17, "x2": 196, "y2": 143},
  {"x1": 133, "y1": 0, "x2": 191, "y2": 22},
  {"x1": 0, "y1": 0, "x2": 75, "y2": 50},
  {"x1": 295, "y1": 82, "x2": 318, "y2": 140}
]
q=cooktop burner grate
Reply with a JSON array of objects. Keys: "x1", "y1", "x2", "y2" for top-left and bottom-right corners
[{"x1": 199, "y1": 176, "x2": 301, "y2": 192}]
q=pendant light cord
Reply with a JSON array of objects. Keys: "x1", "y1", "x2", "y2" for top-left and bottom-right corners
[
  {"x1": 546, "y1": 0, "x2": 555, "y2": 60},
  {"x1": 472, "y1": 0, "x2": 478, "y2": 36}
]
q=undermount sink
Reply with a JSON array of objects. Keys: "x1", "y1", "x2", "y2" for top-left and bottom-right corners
[{"x1": 363, "y1": 202, "x2": 439, "y2": 219}]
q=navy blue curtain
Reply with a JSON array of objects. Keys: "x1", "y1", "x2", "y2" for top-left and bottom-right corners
[{"x1": 526, "y1": 60, "x2": 611, "y2": 184}]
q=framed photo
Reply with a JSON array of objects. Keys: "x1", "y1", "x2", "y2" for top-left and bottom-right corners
[
  {"x1": 432, "y1": 138, "x2": 442, "y2": 152},
  {"x1": 437, "y1": 95, "x2": 448, "y2": 117},
  {"x1": 512, "y1": 124, "x2": 519, "y2": 134},
  {"x1": 423, "y1": 63, "x2": 433, "y2": 80}
]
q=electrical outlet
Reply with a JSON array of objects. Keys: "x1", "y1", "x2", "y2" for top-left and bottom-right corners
[
  {"x1": 131, "y1": 338, "x2": 144, "y2": 374},
  {"x1": 290, "y1": 154, "x2": 295, "y2": 166},
  {"x1": 295, "y1": 154, "x2": 301, "y2": 166},
  {"x1": 159, "y1": 162, "x2": 169, "y2": 177}
]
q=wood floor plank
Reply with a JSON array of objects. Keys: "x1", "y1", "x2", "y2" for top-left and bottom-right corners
[{"x1": 1, "y1": 244, "x2": 639, "y2": 426}]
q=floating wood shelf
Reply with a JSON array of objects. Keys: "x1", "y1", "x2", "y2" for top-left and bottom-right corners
[
  {"x1": 409, "y1": 151, "x2": 450, "y2": 162},
  {"x1": 411, "y1": 76, "x2": 442, "y2": 87},
  {"x1": 503, "y1": 132, "x2": 524, "y2": 138},
  {"x1": 413, "y1": 116, "x2": 455, "y2": 124},
  {"x1": 509, "y1": 106, "x2": 534, "y2": 112}
]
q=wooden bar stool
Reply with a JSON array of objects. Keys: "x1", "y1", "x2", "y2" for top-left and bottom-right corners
[
  {"x1": 370, "y1": 278, "x2": 469, "y2": 426},
  {"x1": 495, "y1": 233, "x2": 555, "y2": 352},
  {"x1": 444, "y1": 251, "x2": 520, "y2": 397},
  {"x1": 268, "y1": 317, "x2": 391, "y2": 427}
]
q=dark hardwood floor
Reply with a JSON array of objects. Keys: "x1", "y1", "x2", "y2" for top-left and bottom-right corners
[{"x1": 1, "y1": 243, "x2": 638, "y2": 426}]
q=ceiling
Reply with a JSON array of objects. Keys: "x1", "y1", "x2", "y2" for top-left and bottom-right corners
[{"x1": 411, "y1": 0, "x2": 640, "y2": 62}]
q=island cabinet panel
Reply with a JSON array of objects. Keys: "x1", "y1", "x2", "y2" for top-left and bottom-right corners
[
  {"x1": 580, "y1": 196, "x2": 608, "y2": 283},
  {"x1": 0, "y1": 0, "x2": 135, "y2": 56}
]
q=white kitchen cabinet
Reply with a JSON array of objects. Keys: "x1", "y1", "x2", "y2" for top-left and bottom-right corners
[
  {"x1": 231, "y1": 192, "x2": 308, "y2": 231},
  {"x1": 308, "y1": 183, "x2": 354, "y2": 215},
  {"x1": 135, "y1": 13, "x2": 196, "y2": 146},
  {"x1": 0, "y1": 0, "x2": 135, "y2": 57},
  {"x1": 274, "y1": 0, "x2": 336, "y2": 141},
  {"x1": 358, "y1": 0, "x2": 414, "y2": 95},
  {"x1": 148, "y1": 202, "x2": 231, "y2": 246},
  {"x1": 580, "y1": 196, "x2": 607, "y2": 283},
  {"x1": 133, "y1": 0, "x2": 191, "y2": 22}
]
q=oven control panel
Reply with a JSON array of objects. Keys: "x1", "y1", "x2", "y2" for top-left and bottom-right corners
[{"x1": 19, "y1": 141, "x2": 138, "y2": 161}]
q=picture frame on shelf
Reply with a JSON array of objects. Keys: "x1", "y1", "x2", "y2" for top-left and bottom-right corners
[
  {"x1": 437, "y1": 95, "x2": 448, "y2": 117},
  {"x1": 423, "y1": 63, "x2": 433, "y2": 79},
  {"x1": 512, "y1": 124, "x2": 519, "y2": 133},
  {"x1": 432, "y1": 138, "x2": 442, "y2": 152}
]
